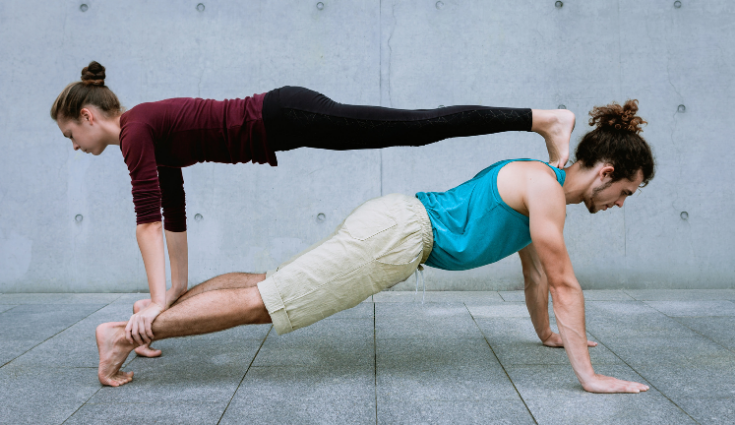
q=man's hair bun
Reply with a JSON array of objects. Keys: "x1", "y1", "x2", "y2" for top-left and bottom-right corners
[
  {"x1": 81, "y1": 61, "x2": 106, "y2": 86},
  {"x1": 588, "y1": 99, "x2": 647, "y2": 134}
]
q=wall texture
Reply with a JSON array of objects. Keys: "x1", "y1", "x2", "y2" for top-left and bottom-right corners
[{"x1": 1, "y1": 0, "x2": 733, "y2": 292}]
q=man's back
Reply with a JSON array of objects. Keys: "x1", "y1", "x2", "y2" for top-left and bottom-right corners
[{"x1": 417, "y1": 159, "x2": 565, "y2": 271}]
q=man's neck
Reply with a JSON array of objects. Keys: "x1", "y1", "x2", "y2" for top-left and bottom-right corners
[{"x1": 562, "y1": 162, "x2": 596, "y2": 205}]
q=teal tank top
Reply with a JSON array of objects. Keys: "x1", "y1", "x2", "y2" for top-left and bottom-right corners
[{"x1": 416, "y1": 159, "x2": 566, "y2": 271}]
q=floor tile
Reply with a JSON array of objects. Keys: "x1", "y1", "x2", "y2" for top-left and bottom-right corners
[
  {"x1": 673, "y1": 316, "x2": 735, "y2": 350},
  {"x1": 0, "y1": 293, "x2": 122, "y2": 304},
  {"x1": 220, "y1": 365, "x2": 375, "y2": 425},
  {"x1": 0, "y1": 304, "x2": 105, "y2": 366},
  {"x1": 65, "y1": 401, "x2": 228, "y2": 425},
  {"x1": 506, "y1": 365, "x2": 697, "y2": 425},
  {"x1": 624, "y1": 289, "x2": 735, "y2": 301},
  {"x1": 475, "y1": 317, "x2": 623, "y2": 366},
  {"x1": 644, "y1": 300, "x2": 735, "y2": 317},
  {"x1": 377, "y1": 399, "x2": 535, "y2": 425},
  {"x1": 0, "y1": 363, "x2": 101, "y2": 425},
  {"x1": 254, "y1": 319, "x2": 374, "y2": 367}
]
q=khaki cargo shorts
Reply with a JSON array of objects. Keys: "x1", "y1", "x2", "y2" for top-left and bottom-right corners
[{"x1": 257, "y1": 193, "x2": 433, "y2": 335}]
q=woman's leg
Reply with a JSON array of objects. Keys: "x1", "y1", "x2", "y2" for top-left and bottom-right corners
[{"x1": 262, "y1": 86, "x2": 574, "y2": 166}]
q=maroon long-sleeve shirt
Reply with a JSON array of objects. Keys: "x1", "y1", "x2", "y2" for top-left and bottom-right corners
[{"x1": 119, "y1": 93, "x2": 275, "y2": 232}]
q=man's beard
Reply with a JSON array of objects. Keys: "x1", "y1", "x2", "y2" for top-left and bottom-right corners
[{"x1": 588, "y1": 180, "x2": 613, "y2": 213}]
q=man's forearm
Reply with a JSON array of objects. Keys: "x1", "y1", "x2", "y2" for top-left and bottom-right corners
[
  {"x1": 549, "y1": 281, "x2": 595, "y2": 383},
  {"x1": 519, "y1": 246, "x2": 554, "y2": 342},
  {"x1": 524, "y1": 274, "x2": 553, "y2": 342}
]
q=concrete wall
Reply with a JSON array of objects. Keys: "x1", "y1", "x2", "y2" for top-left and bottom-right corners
[{"x1": 1, "y1": 0, "x2": 733, "y2": 292}]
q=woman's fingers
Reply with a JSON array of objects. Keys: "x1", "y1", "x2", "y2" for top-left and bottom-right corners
[
  {"x1": 144, "y1": 318, "x2": 154, "y2": 341},
  {"x1": 125, "y1": 320, "x2": 134, "y2": 345}
]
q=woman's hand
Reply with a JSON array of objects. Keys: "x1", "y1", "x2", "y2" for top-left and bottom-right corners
[
  {"x1": 125, "y1": 302, "x2": 164, "y2": 346},
  {"x1": 165, "y1": 287, "x2": 187, "y2": 309},
  {"x1": 542, "y1": 331, "x2": 598, "y2": 348}
]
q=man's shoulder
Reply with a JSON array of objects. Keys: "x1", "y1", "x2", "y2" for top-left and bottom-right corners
[{"x1": 503, "y1": 160, "x2": 560, "y2": 187}]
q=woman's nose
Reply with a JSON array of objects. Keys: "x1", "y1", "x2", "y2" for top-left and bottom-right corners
[{"x1": 73, "y1": 144, "x2": 80, "y2": 151}]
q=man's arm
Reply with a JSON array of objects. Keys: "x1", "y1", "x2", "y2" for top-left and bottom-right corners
[
  {"x1": 519, "y1": 244, "x2": 597, "y2": 348},
  {"x1": 526, "y1": 177, "x2": 648, "y2": 393}
]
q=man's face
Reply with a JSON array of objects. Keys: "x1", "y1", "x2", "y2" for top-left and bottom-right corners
[{"x1": 584, "y1": 169, "x2": 644, "y2": 214}]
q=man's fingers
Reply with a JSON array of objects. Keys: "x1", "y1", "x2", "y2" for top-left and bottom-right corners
[{"x1": 588, "y1": 340, "x2": 598, "y2": 347}]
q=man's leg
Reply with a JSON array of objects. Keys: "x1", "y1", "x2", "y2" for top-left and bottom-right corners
[
  {"x1": 132, "y1": 272, "x2": 266, "y2": 357},
  {"x1": 97, "y1": 285, "x2": 271, "y2": 387}
]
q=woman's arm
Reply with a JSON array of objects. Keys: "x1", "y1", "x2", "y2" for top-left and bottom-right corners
[
  {"x1": 164, "y1": 229, "x2": 188, "y2": 306},
  {"x1": 126, "y1": 221, "x2": 167, "y2": 346}
]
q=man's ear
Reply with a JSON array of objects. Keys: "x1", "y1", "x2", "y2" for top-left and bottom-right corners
[{"x1": 599, "y1": 164, "x2": 615, "y2": 181}]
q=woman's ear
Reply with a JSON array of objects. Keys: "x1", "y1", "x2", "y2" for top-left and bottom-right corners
[{"x1": 79, "y1": 107, "x2": 93, "y2": 124}]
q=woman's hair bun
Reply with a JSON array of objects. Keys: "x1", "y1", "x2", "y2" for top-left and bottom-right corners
[
  {"x1": 81, "y1": 61, "x2": 106, "y2": 86},
  {"x1": 588, "y1": 99, "x2": 647, "y2": 134}
]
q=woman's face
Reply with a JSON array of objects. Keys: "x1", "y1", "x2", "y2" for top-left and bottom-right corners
[{"x1": 57, "y1": 108, "x2": 109, "y2": 155}]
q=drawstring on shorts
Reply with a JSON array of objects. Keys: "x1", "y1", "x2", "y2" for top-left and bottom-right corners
[{"x1": 414, "y1": 265, "x2": 426, "y2": 304}]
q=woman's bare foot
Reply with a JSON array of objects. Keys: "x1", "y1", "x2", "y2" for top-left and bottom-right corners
[
  {"x1": 531, "y1": 109, "x2": 576, "y2": 168},
  {"x1": 96, "y1": 321, "x2": 136, "y2": 387},
  {"x1": 132, "y1": 299, "x2": 162, "y2": 357}
]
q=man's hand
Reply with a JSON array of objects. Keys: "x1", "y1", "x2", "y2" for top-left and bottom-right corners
[
  {"x1": 125, "y1": 302, "x2": 164, "y2": 346},
  {"x1": 581, "y1": 374, "x2": 650, "y2": 393},
  {"x1": 542, "y1": 332, "x2": 597, "y2": 348}
]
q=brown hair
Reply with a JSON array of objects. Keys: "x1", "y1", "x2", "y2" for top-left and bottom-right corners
[
  {"x1": 574, "y1": 99, "x2": 655, "y2": 187},
  {"x1": 50, "y1": 61, "x2": 123, "y2": 121}
]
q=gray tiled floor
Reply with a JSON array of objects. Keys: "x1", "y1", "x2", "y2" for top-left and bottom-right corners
[{"x1": 1, "y1": 290, "x2": 734, "y2": 424}]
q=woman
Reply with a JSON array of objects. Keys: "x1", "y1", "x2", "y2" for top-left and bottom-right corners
[{"x1": 51, "y1": 61, "x2": 574, "y2": 355}]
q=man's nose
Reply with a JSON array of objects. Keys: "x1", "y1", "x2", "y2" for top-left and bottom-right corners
[
  {"x1": 73, "y1": 144, "x2": 80, "y2": 151},
  {"x1": 615, "y1": 198, "x2": 626, "y2": 208}
]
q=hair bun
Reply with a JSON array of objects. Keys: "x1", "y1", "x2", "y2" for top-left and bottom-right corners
[
  {"x1": 81, "y1": 61, "x2": 106, "y2": 86},
  {"x1": 589, "y1": 99, "x2": 647, "y2": 134}
]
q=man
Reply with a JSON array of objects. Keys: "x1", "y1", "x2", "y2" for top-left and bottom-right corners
[{"x1": 96, "y1": 100, "x2": 653, "y2": 393}]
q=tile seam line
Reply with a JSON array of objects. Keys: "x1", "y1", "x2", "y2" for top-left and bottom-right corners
[
  {"x1": 374, "y1": 302, "x2": 378, "y2": 425},
  {"x1": 216, "y1": 324, "x2": 273, "y2": 425},
  {"x1": 584, "y1": 327, "x2": 701, "y2": 424},
  {"x1": 1, "y1": 302, "x2": 111, "y2": 369},
  {"x1": 465, "y1": 303, "x2": 538, "y2": 425},
  {"x1": 669, "y1": 317, "x2": 735, "y2": 355},
  {"x1": 641, "y1": 302, "x2": 735, "y2": 353}
]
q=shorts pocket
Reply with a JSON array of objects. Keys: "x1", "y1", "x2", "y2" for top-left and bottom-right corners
[{"x1": 343, "y1": 200, "x2": 397, "y2": 241}]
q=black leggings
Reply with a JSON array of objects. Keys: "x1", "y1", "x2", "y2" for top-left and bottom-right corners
[{"x1": 261, "y1": 86, "x2": 532, "y2": 152}]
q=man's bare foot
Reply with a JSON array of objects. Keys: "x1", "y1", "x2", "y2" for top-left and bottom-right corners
[
  {"x1": 132, "y1": 299, "x2": 162, "y2": 358},
  {"x1": 96, "y1": 321, "x2": 136, "y2": 387},
  {"x1": 531, "y1": 109, "x2": 576, "y2": 168}
]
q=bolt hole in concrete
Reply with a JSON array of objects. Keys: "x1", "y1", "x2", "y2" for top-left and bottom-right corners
[
  {"x1": 316, "y1": 2, "x2": 324, "y2": 10},
  {"x1": 194, "y1": 213, "x2": 203, "y2": 222},
  {"x1": 316, "y1": 213, "x2": 326, "y2": 223},
  {"x1": 75, "y1": 214, "x2": 83, "y2": 223},
  {"x1": 555, "y1": 1, "x2": 563, "y2": 8},
  {"x1": 196, "y1": 3, "x2": 205, "y2": 12},
  {"x1": 79, "y1": 3, "x2": 88, "y2": 12},
  {"x1": 436, "y1": 1, "x2": 444, "y2": 10},
  {"x1": 558, "y1": 104, "x2": 566, "y2": 109},
  {"x1": 680, "y1": 211, "x2": 689, "y2": 220},
  {"x1": 674, "y1": 1, "x2": 682, "y2": 8},
  {"x1": 677, "y1": 104, "x2": 686, "y2": 113}
]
